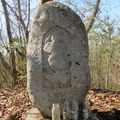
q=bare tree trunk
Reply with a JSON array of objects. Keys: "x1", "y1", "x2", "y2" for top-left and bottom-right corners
[
  {"x1": 1, "y1": 0, "x2": 18, "y2": 86},
  {"x1": 0, "y1": 52, "x2": 12, "y2": 74},
  {"x1": 6, "y1": 1, "x2": 29, "y2": 42},
  {"x1": 0, "y1": 67, "x2": 8, "y2": 83},
  {"x1": 106, "y1": 53, "x2": 109, "y2": 89},
  {"x1": 86, "y1": 0, "x2": 100, "y2": 34},
  {"x1": 27, "y1": 0, "x2": 30, "y2": 30}
]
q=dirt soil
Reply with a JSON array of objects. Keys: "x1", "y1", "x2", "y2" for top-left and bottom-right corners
[{"x1": 0, "y1": 87, "x2": 120, "y2": 120}]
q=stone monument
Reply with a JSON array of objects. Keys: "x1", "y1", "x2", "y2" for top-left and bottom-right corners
[{"x1": 27, "y1": 1, "x2": 91, "y2": 118}]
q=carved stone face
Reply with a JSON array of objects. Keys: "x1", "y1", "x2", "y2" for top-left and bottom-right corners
[{"x1": 43, "y1": 28, "x2": 71, "y2": 87}]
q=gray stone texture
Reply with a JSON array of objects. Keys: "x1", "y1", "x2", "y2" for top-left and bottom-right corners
[{"x1": 27, "y1": 1, "x2": 91, "y2": 117}]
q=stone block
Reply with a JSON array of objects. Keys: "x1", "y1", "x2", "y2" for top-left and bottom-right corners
[{"x1": 27, "y1": 1, "x2": 91, "y2": 117}]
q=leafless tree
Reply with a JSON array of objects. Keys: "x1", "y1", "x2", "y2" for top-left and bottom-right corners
[
  {"x1": 1, "y1": 0, "x2": 18, "y2": 86},
  {"x1": 1, "y1": 0, "x2": 32, "y2": 86},
  {"x1": 86, "y1": 0, "x2": 100, "y2": 33}
]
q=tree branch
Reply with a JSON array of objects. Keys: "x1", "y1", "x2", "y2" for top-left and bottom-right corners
[
  {"x1": 6, "y1": 1, "x2": 28, "y2": 41},
  {"x1": 27, "y1": 0, "x2": 30, "y2": 29},
  {"x1": 86, "y1": 0, "x2": 100, "y2": 34},
  {"x1": 1, "y1": 0, "x2": 13, "y2": 43}
]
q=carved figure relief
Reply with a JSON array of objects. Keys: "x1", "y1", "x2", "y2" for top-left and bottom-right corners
[
  {"x1": 27, "y1": 2, "x2": 91, "y2": 117},
  {"x1": 43, "y1": 27, "x2": 71, "y2": 87}
]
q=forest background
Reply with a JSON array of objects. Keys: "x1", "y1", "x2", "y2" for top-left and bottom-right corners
[{"x1": 0, "y1": 0, "x2": 120, "y2": 90}]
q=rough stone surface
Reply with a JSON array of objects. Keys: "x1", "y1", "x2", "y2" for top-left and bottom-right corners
[{"x1": 27, "y1": 1, "x2": 91, "y2": 117}]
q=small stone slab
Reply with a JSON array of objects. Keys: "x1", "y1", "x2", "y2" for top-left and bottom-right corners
[{"x1": 26, "y1": 108, "x2": 44, "y2": 120}]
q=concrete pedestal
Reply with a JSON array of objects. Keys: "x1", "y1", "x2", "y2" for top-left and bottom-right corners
[
  {"x1": 26, "y1": 108, "x2": 49, "y2": 120},
  {"x1": 26, "y1": 108, "x2": 101, "y2": 120}
]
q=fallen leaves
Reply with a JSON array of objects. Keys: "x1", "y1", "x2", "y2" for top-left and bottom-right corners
[
  {"x1": 87, "y1": 89, "x2": 120, "y2": 112},
  {"x1": 0, "y1": 87, "x2": 120, "y2": 120},
  {"x1": 87, "y1": 89, "x2": 120, "y2": 120},
  {"x1": 0, "y1": 87, "x2": 33, "y2": 120}
]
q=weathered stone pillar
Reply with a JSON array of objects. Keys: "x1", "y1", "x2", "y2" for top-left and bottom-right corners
[{"x1": 27, "y1": 1, "x2": 91, "y2": 118}]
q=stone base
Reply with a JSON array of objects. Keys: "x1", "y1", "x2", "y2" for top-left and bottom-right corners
[
  {"x1": 26, "y1": 108, "x2": 50, "y2": 120},
  {"x1": 26, "y1": 108, "x2": 101, "y2": 120}
]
